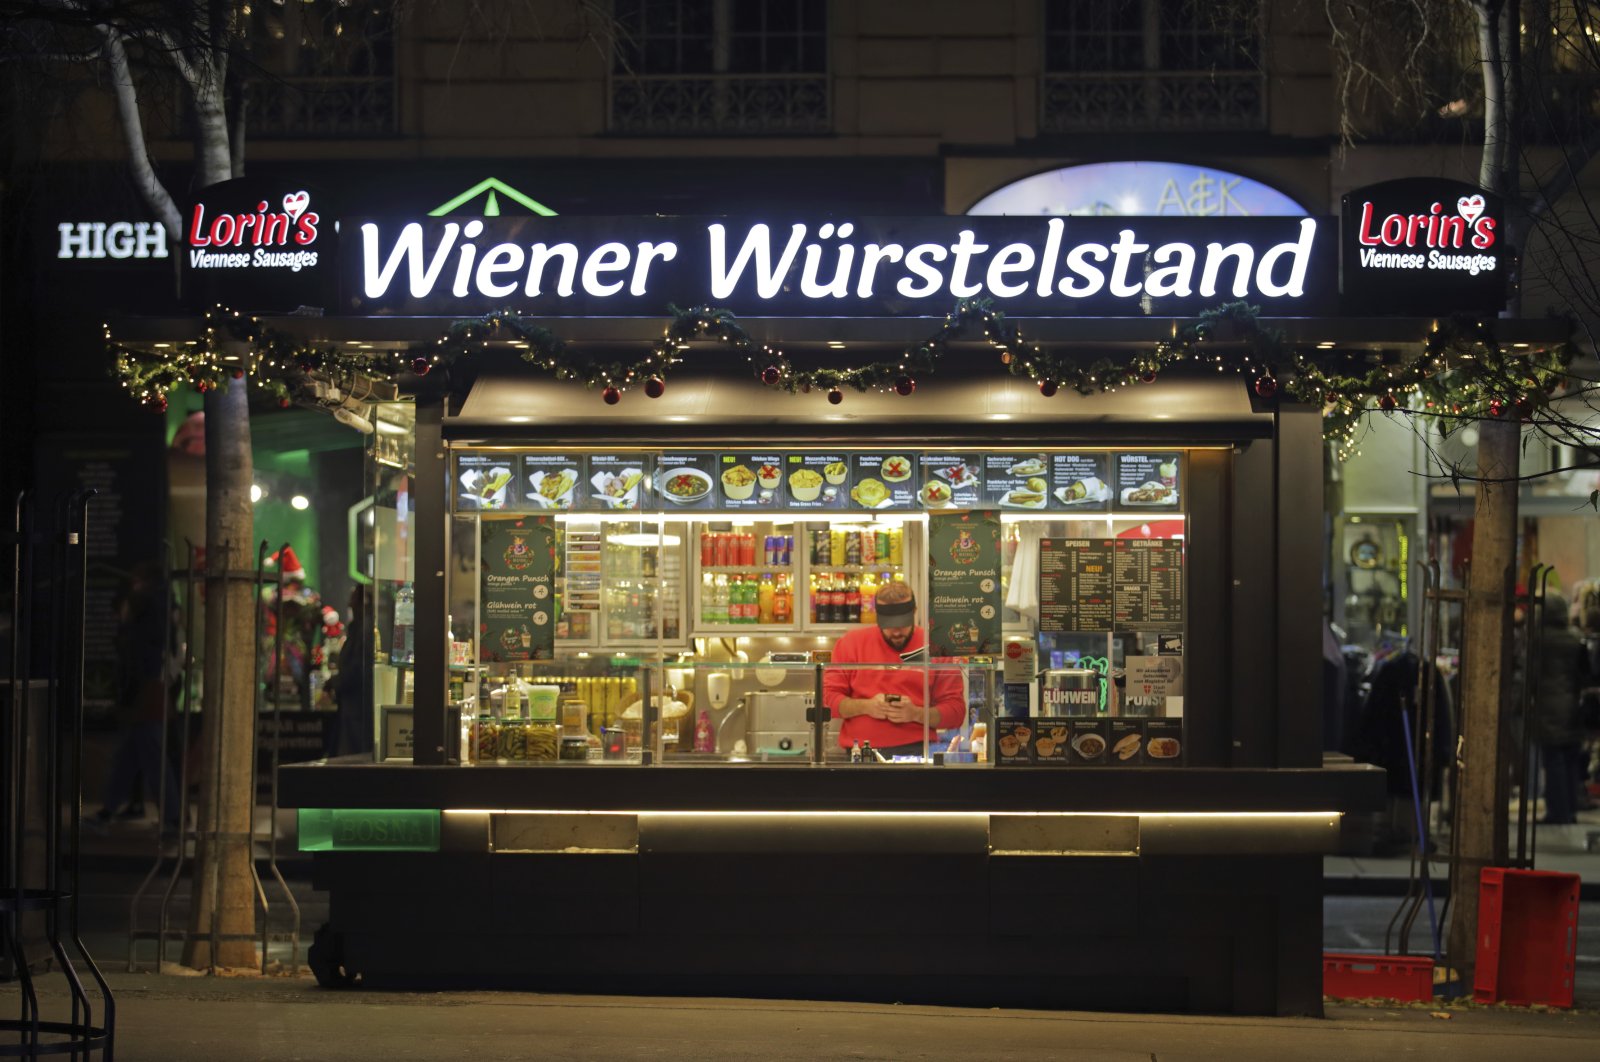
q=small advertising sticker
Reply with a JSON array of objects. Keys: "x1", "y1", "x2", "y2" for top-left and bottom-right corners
[
  {"x1": 1002, "y1": 636, "x2": 1036, "y2": 684},
  {"x1": 587, "y1": 454, "x2": 648, "y2": 511},
  {"x1": 522, "y1": 454, "x2": 584, "y2": 511},
  {"x1": 456, "y1": 453, "x2": 519, "y2": 512},
  {"x1": 785, "y1": 453, "x2": 851, "y2": 509},
  {"x1": 983, "y1": 454, "x2": 1049, "y2": 511},
  {"x1": 1050, "y1": 453, "x2": 1112, "y2": 511},
  {"x1": 1123, "y1": 655, "x2": 1183, "y2": 716},
  {"x1": 851, "y1": 454, "x2": 916, "y2": 510},
  {"x1": 1030, "y1": 719, "x2": 1071, "y2": 764},
  {"x1": 1107, "y1": 720, "x2": 1144, "y2": 765},
  {"x1": 478, "y1": 515, "x2": 556, "y2": 663},
  {"x1": 1067, "y1": 719, "x2": 1110, "y2": 765},
  {"x1": 1143, "y1": 719, "x2": 1184, "y2": 766},
  {"x1": 656, "y1": 453, "x2": 717, "y2": 510},
  {"x1": 1115, "y1": 453, "x2": 1181, "y2": 510},
  {"x1": 718, "y1": 453, "x2": 786, "y2": 509},
  {"x1": 993, "y1": 718, "x2": 1036, "y2": 766}
]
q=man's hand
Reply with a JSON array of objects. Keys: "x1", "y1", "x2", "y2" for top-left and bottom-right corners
[{"x1": 882, "y1": 695, "x2": 931, "y2": 726}]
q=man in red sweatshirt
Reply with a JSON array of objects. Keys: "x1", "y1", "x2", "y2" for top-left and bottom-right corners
[{"x1": 823, "y1": 581, "x2": 965, "y2": 756}]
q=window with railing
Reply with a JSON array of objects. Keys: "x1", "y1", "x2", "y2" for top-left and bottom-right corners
[
  {"x1": 609, "y1": 0, "x2": 829, "y2": 135},
  {"x1": 1041, "y1": 0, "x2": 1264, "y2": 133},
  {"x1": 244, "y1": 1, "x2": 396, "y2": 139}
]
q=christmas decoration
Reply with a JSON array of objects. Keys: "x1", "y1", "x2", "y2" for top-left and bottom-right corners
[
  {"x1": 1038, "y1": 379, "x2": 1059, "y2": 398},
  {"x1": 895, "y1": 376, "x2": 916, "y2": 396},
  {"x1": 761, "y1": 365, "x2": 781, "y2": 386},
  {"x1": 644, "y1": 376, "x2": 666, "y2": 399},
  {"x1": 1254, "y1": 375, "x2": 1277, "y2": 399},
  {"x1": 827, "y1": 387, "x2": 844, "y2": 405},
  {"x1": 602, "y1": 386, "x2": 621, "y2": 405},
  {"x1": 1379, "y1": 394, "x2": 1398, "y2": 412},
  {"x1": 412, "y1": 357, "x2": 431, "y2": 376}
]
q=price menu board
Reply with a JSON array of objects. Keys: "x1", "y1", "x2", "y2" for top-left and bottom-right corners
[
  {"x1": 456, "y1": 453, "x2": 519, "y2": 512},
  {"x1": 784, "y1": 453, "x2": 850, "y2": 509},
  {"x1": 1116, "y1": 453, "x2": 1181, "y2": 510},
  {"x1": 586, "y1": 454, "x2": 648, "y2": 511},
  {"x1": 984, "y1": 454, "x2": 1049, "y2": 511},
  {"x1": 1113, "y1": 539, "x2": 1184, "y2": 630},
  {"x1": 921, "y1": 453, "x2": 981, "y2": 509},
  {"x1": 522, "y1": 454, "x2": 583, "y2": 511},
  {"x1": 1051, "y1": 453, "x2": 1111, "y2": 512},
  {"x1": 655, "y1": 453, "x2": 718, "y2": 510},
  {"x1": 928, "y1": 510, "x2": 1002, "y2": 656},
  {"x1": 479, "y1": 515, "x2": 556, "y2": 662},
  {"x1": 717, "y1": 452, "x2": 786, "y2": 509},
  {"x1": 850, "y1": 453, "x2": 916, "y2": 509},
  {"x1": 1038, "y1": 539, "x2": 1114, "y2": 633}
]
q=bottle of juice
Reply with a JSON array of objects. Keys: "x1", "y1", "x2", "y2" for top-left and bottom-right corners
[
  {"x1": 889, "y1": 527, "x2": 904, "y2": 566},
  {"x1": 859, "y1": 571, "x2": 877, "y2": 625},
  {"x1": 758, "y1": 574, "x2": 775, "y2": 624},
  {"x1": 775, "y1": 574, "x2": 793, "y2": 623},
  {"x1": 830, "y1": 528, "x2": 846, "y2": 566}
]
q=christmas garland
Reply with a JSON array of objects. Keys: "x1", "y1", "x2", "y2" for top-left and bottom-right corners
[{"x1": 107, "y1": 301, "x2": 1573, "y2": 456}]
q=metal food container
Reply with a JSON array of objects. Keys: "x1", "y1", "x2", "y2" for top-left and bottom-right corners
[{"x1": 1038, "y1": 668, "x2": 1103, "y2": 717}]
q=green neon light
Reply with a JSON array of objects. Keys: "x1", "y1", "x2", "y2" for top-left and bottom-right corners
[
  {"x1": 428, "y1": 177, "x2": 557, "y2": 217},
  {"x1": 298, "y1": 808, "x2": 440, "y2": 852}
]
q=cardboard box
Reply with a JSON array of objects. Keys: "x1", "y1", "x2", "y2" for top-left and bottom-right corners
[
  {"x1": 1067, "y1": 719, "x2": 1110, "y2": 765},
  {"x1": 1107, "y1": 720, "x2": 1144, "y2": 765},
  {"x1": 1143, "y1": 719, "x2": 1184, "y2": 765}
]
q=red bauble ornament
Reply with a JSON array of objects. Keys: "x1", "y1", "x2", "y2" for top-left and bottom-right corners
[
  {"x1": 278, "y1": 397, "x2": 291, "y2": 409},
  {"x1": 196, "y1": 380, "x2": 209, "y2": 393},
  {"x1": 1254, "y1": 375, "x2": 1277, "y2": 399},
  {"x1": 602, "y1": 386, "x2": 621, "y2": 405},
  {"x1": 231, "y1": 369, "x2": 245, "y2": 380},
  {"x1": 644, "y1": 376, "x2": 666, "y2": 399},
  {"x1": 800, "y1": 380, "x2": 812, "y2": 394},
  {"x1": 827, "y1": 387, "x2": 844, "y2": 405},
  {"x1": 1379, "y1": 394, "x2": 1397, "y2": 412},
  {"x1": 761, "y1": 365, "x2": 781, "y2": 386},
  {"x1": 1488, "y1": 399, "x2": 1504, "y2": 417},
  {"x1": 1038, "y1": 379, "x2": 1059, "y2": 398},
  {"x1": 1000, "y1": 351, "x2": 1013, "y2": 365},
  {"x1": 895, "y1": 377, "x2": 915, "y2": 396},
  {"x1": 154, "y1": 398, "x2": 167, "y2": 413},
  {"x1": 412, "y1": 357, "x2": 431, "y2": 375},
  {"x1": 1140, "y1": 370, "x2": 1157, "y2": 384}
]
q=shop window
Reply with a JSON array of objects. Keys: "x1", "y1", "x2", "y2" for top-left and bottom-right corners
[
  {"x1": 609, "y1": 0, "x2": 830, "y2": 135},
  {"x1": 244, "y1": 2, "x2": 397, "y2": 138},
  {"x1": 1041, "y1": 0, "x2": 1264, "y2": 133}
]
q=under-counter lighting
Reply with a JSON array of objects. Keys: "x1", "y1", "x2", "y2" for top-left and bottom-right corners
[
  {"x1": 827, "y1": 341, "x2": 847, "y2": 349},
  {"x1": 506, "y1": 415, "x2": 531, "y2": 423},
  {"x1": 989, "y1": 414, "x2": 1013, "y2": 420}
]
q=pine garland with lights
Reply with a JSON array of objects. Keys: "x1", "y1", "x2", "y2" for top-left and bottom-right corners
[{"x1": 108, "y1": 302, "x2": 1573, "y2": 461}]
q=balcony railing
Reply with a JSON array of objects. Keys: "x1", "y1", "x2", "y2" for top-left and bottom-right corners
[
  {"x1": 609, "y1": 73, "x2": 830, "y2": 135},
  {"x1": 1041, "y1": 70, "x2": 1265, "y2": 133},
  {"x1": 249, "y1": 76, "x2": 397, "y2": 139}
]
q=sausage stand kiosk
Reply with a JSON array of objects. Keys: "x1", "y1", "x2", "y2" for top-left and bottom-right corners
[{"x1": 139, "y1": 182, "x2": 1556, "y2": 1013}]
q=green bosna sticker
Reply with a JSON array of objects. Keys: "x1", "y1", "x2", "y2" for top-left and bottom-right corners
[{"x1": 298, "y1": 809, "x2": 440, "y2": 852}]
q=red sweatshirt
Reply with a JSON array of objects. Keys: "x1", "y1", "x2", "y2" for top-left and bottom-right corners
[{"x1": 823, "y1": 626, "x2": 966, "y2": 749}]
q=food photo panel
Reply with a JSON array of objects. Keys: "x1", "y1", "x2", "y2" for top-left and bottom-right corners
[
  {"x1": 523, "y1": 454, "x2": 584, "y2": 511},
  {"x1": 850, "y1": 453, "x2": 916, "y2": 510},
  {"x1": 984, "y1": 453, "x2": 1050, "y2": 511},
  {"x1": 1050, "y1": 453, "x2": 1112, "y2": 512},
  {"x1": 587, "y1": 454, "x2": 649, "y2": 511},
  {"x1": 655, "y1": 453, "x2": 718, "y2": 510},
  {"x1": 785, "y1": 453, "x2": 851, "y2": 510},
  {"x1": 920, "y1": 453, "x2": 981, "y2": 509},
  {"x1": 718, "y1": 453, "x2": 787, "y2": 510},
  {"x1": 1115, "y1": 452, "x2": 1181, "y2": 510},
  {"x1": 456, "y1": 453, "x2": 519, "y2": 512}
]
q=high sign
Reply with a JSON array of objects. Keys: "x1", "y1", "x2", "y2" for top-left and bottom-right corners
[
  {"x1": 57, "y1": 220, "x2": 168, "y2": 261},
  {"x1": 345, "y1": 215, "x2": 1336, "y2": 317},
  {"x1": 183, "y1": 177, "x2": 337, "y2": 311},
  {"x1": 1339, "y1": 178, "x2": 1509, "y2": 315}
]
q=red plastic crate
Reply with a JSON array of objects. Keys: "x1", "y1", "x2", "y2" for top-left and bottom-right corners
[
  {"x1": 1474, "y1": 868, "x2": 1580, "y2": 1008},
  {"x1": 1323, "y1": 953, "x2": 1435, "y2": 1001}
]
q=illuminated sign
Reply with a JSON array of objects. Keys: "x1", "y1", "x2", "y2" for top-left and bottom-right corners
[
  {"x1": 428, "y1": 176, "x2": 558, "y2": 217},
  {"x1": 57, "y1": 220, "x2": 168, "y2": 260},
  {"x1": 346, "y1": 215, "x2": 1335, "y2": 318},
  {"x1": 188, "y1": 188, "x2": 321, "y2": 273},
  {"x1": 183, "y1": 177, "x2": 336, "y2": 311},
  {"x1": 967, "y1": 162, "x2": 1307, "y2": 217},
  {"x1": 1339, "y1": 178, "x2": 1508, "y2": 314}
]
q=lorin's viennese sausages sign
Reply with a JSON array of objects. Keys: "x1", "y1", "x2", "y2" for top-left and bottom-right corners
[
  {"x1": 183, "y1": 177, "x2": 336, "y2": 310},
  {"x1": 1339, "y1": 178, "x2": 1509, "y2": 315}
]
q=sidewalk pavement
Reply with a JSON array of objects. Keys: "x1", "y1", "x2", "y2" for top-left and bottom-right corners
[{"x1": 5, "y1": 969, "x2": 1600, "y2": 1062}]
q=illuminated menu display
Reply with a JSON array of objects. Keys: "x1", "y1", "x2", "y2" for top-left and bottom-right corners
[{"x1": 1039, "y1": 538, "x2": 1114, "y2": 634}]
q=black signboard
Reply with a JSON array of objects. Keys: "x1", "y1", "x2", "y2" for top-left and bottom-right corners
[
  {"x1": 1340, "y1": 178, "x2": 1508, "y2": 316},
  {"x1": 344, "y1": 215, "x2": 1337, "y2": 318},
  {"x1": 522, "y1": 454, "x2": 584, "y2": 511},
  {"x1": 982, "y1": 454, "x2": 1049, "y2": 511},
  {"x1": 455, "y1": 453, "x2": 518, "y2": 512},
  {"x1": 717, "y1": 452, "x2": 786, "y2": 509},
  {"x1": 479, "y1": 515, "x2": 556, "y2": 662},
  {"x1": 1115, "y1": 453, "x2": 1181, "y2": 510},
  {"x1": 587, "y1": 454, "x2": 648, "y2": 511},
  {"x1": 1113, "y1": 539, "x2": 1184, "y2": 631},
  {"x1": 184, "y1": 177, "x2": 336, "y2": 312},
  {"x1": 656, "y1": 453, "x2": 717, "y2": 510},
  {"x1": 784, "y1": 453, "x2": 850, "y2": 509},
  {"x1": 1050, "y1": 453, "x2": 1112, "y2": 512},
  {"x1": 850, "y1": 454, "x2": 916, "y2": 510},
  {"x1": 920, "y1": 453, "x2": 981, "y2": 510},
  {"x1": 1039, "y1": 538, "x2": 1114, "y2": 634},
  {"x1": 928, "y1": 510, "x2": 1002, "y2": 657}
]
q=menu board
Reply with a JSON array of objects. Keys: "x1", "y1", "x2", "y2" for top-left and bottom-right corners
[
  {"x1": 920, "y1": 453, "x2": 982, "y2": 510},
  {"x1": 1113, "y1": 539, "x2": 1184, "y2": 630},
  {"x1": 655, "y1": 453, "x2": 717, "y2": 510},
  {"x1": 456, "y1": 453, "x2": 518, "y2": 512},
  {"x1": 717, "y1": 452, "x2": 786, "y2": 509},
  {"x1": 850, "y1": 453, "x2": 916, "y2": 510},
  {"x1": 927, "y1": 510, "x2": 1002, "y2": 657},
  {"x1": 984, "y1": 454, "x2": 1050, "y2": 511},
  {"x1": 1115, "y1": 452, "x2": 1181, "y2": 510},
  {"x1": 587, "y1": 454, "x2": 648, "y2": 511},
  {"x1": 1038, "y1": 538, "x2": 1114, "y2": 633},
  {"x1": 1050, "y1": 453, "x2": 1112, "y2": 512},
  {"x1": 479, "y1": 515, "x2": 556, "y2": 662},
  {"x1": 784, "y1": 453, "x2": 851, "y2": 509},
  {"x1": 522, "y1": 454, "x2": 583, "y2": 511}
]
